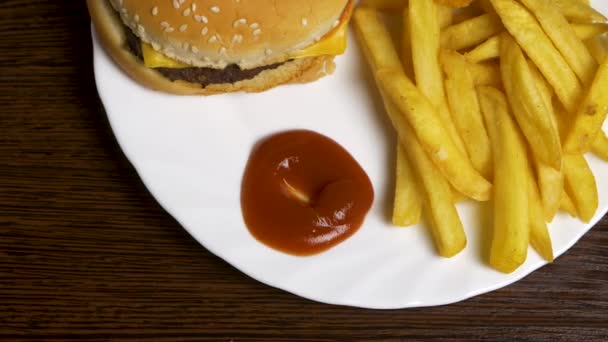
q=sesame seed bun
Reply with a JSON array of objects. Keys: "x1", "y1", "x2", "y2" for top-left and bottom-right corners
[
  {"x1": 88, "y1": 0, "x2": 351, "y2": 95},
  {"x1": 102, "y1": 0, "x2": 351, "y2": 69}
]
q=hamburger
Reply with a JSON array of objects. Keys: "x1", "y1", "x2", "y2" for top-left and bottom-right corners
[{"x1": 87, "y1": 0, "x2": 354, "y2": 95}]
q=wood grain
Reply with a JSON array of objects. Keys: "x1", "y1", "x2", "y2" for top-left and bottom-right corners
[{"x1": 0, "y1": 1, "x2": 606, "y2": 340}]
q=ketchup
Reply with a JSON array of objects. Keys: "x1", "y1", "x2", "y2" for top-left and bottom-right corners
[{"x1": 241, "y1": 130, "x2": 374, "y2": 256}]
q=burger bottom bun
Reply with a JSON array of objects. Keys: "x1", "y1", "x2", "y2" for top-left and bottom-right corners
[{"x1": 88, "y1": 0, "x2": 336, "y2": 95}]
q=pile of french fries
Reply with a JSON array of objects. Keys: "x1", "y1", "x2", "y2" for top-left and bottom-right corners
[{"x1": 354, "y1": 0, "x2": 608, "y2": 273}]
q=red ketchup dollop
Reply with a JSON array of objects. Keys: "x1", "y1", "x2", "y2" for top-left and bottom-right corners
[{"x1": 241, "y1": 130, "x2": 374, "y2": 256}]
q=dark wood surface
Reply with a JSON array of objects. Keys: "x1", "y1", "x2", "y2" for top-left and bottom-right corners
[{"x1": 1, "y1": 1, "x2": 607, "y2": 341}]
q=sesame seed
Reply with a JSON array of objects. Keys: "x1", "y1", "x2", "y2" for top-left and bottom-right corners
[
  {"x1": 137, "y1": 24, "x2": 145, "y2": 33},
  {"x1": 219, "y1": 47, "x2": 227, "y2": 55},
  {"x1": 183, "y1": 8, "x2": 191, "y2": 16},
  {"x1": 201, "y1": 15, "x2": 208, "y2": 23},
  {"x1": 165, "y1": 27, "x2": 175, "y2": 33},
  {"x1": 301, "y1": 18, "x2": 308, "y2": 26},
  {"x1": 173, "y1": 0, "x2": 180, "y2": 9},
  {"x1": 233, "y1": 18, "x2": 247, "y2": 28},
  {"x1": 252, "y1": 28, "x2": 262, "y2": 36},
  {"x1": 201, "y1": 27, "x2": 208, "y2": 35},
  {"x1": 332, "y1": 20, "x2": 340, "y2": 28},
  {"x1": 134, "y1": 14, "x2": 140, "y2": 22},
  {"x1": 250, "y1": 22, "x2": 259, "y2": 29},
  {"x1": 152, "y1": 6, "x2": 159, "y2": 16},
  {"x1": 160, "y1": 21, "x2": 170, "y2": 29},
  {"x1": 179, "y1": 24, "x2": 188, "y2": 32},
  {"x1": 232, "y1": 34, "x2": 243, "y2": 43},
  {"x1": 210, "y1": 6, "x2": 220, "y2": 13},
  {"x1": 191, "y1": 3, "x2": 197, "y2": 11},
  {"x1": 179, "y1": 0, "x2": 186, "y2": 4},
  {"x1": 152, "y1": 42, "x2": 161, "y2": 50},
  {"x1": 265, "y1": 48, "x2": 273, "y2": 56},
  {"x1": 208, "y1": 36, "x2": 218, "y2": 43}
]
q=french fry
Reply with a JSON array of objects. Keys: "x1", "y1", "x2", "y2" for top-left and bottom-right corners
[
  {"x1": 353, "y1": 7, "x2": 492, "y2": 201},
  {"x1": 464, "y1": 35, "x2": 501, "y2": 63},
  {"x1": 469, "y1": 61, "x2": 502, "y2": 87},
  {"x1": 490, "y1": 0, "x2": 584, "y2": 113},
  {"x1": 384, "y1": 99, "x2": 466, "y2": 257},
  {"x1": 536, "y1": 161, "x2": 564, "y2": 222},
  {"x1": 519, "y1": 0, "x2": 597, "y2": 86},
  {"x1": 440, "y1": 14, "x2": 503, "y2": 51},
  {"x1": 591, "y1": 130, "x2": 608, "y2": 161},
  {"x1": 526, "y1": 163, "x2": 554, "y2": 262},
  {"x1": 360, "y1": 0, "x2": 407, "y2": 11},
  {"x1": 410, "y1": 0, "x2": 467, "y2": 154},
  {"x1": 560, "y1": 192, "x2": 578, "y2": 217},
  {"x1": 478, "y1": 86, "x2": 529, "y2": 274},
  {"x1": 586, "y1": 34, "x2": 608, "y2": 64},
  {"x1": 500, "y1": 34, "x2": 562, "y2": 169},
  {"x1": 572, "y1": 23, "x2": 608, "y2": 41},
  {"x1": 463, "y1": 24, "x2": 606, "y2": 63},
  {"x1": 513, "y1": 53, "x2": 563, "y2": 168},
  {"x1": 378, "y1": 72, "x2": 492, "y2": 201},
  {"x1": 393, "y1": 144, "x2": 422, "y2": 226},
  {"x1": 525, "y1": 59, "x2": 563, "y2": 222},
  {"x1": 441, "y1": 50, "x2": 493, "y2": 178},
  {"x1": 563, "y1": 154, "x2": 599, "y2": 223},
  {"x1": 552, "y1": 0, "x2": 607, "y2": 24},
  {"x1": 564, "y1": 57, "x2": 608, "y2": 153}
]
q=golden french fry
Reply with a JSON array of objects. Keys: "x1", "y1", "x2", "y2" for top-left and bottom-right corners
[
  {"x1": 393, "y1": 144, "x2": 422, "y2": 226},
  {"x1": 441, "y1": 50, "x2": 493, "y2": 178},
  {"x1": 564, "y1": 57, "x2": 608, "y2": 153},
  {"x1": 469, "y1": 61, "x2": 502, "y2": 87},
  {"x1": 353, "y1": 8, "x2": 404, "y2": 72},
  {"x1": 586, "y1": 34, "x2": 608, "y2": 64},
  {"x1": 552, "y1": 0, "x2": 607, "y2": 24},
  {"x1": 591, "y1": 130, "x2": 608, "y2": 161},
  {"x1": 490, "y1": 0, "x2": 584, "y2": 113},
  {"x1": 440, "y1": 14, "x2": 503, "y2": 51},
  {"x1": 527, "y1": 163, "x2": 554, "y2": 262},
  {"x1": 519, "y1": 0, "x2": 597, "y2": 86},
  {"x1": 500, "y1": 34, "x2": 562, "y2": 169},
  {"x1": 563, "y1": 154, "x2": 598, "y2": 222},
  {"x1": 410, "y1": 0, "x2": 467, "y2": 154},
  {"x1": 572, "y1": 23, "x2": 608, "y2": 41},
  {"x1": 464, "y1": 35, "x2": 501, "y2": 63},
  {"x1": 353, "y1": 7, "x2": 492, "y2": 201},
  {"x1": 535, "y1": 161, "x2": 564, "y2": 222},
  {"x1": 385, "y1": 99, "x2": 467, "y2": 257},
  {"x1": 478, "y1": 86, "x2": 529, "y2": 274},
  {"x1": 378, "y1": 71, "x2": 492, "y2": 201},
  {"x1": 513, "y1": 52, "x2": 563, "y2": 168},
  {"x1": 360, "y1": 0, "x2": 407, "y2": 11},
  {"x1": 560, "y1": 192, "x2": 578, "y2": 217}
]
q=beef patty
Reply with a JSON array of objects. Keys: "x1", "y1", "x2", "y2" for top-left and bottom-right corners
[{"x1": 124, "y1": 26, "x2": 285, "y2": 87}]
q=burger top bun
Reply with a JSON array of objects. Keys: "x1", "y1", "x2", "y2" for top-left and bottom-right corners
[{"x1": 110, "y1": 0, "x2": 351, "y2": 69}]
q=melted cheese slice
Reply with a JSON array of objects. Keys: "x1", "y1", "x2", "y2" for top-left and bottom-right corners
[{"x1": 141, "y1": 19, "x2": 348, "y2": 69}]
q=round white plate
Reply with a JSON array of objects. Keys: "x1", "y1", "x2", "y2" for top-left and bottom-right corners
[{"x1": 92, "y1": 1, "x2": 608, "y2": 309}]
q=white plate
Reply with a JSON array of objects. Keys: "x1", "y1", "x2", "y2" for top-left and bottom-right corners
[{"x1": 92, "y1": 1, "x2": 608, "y2": 309}]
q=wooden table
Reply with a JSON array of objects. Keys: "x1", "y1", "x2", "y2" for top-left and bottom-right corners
[{"x1": 1, "y1": 1, "x2": 607, "y2": 340}]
